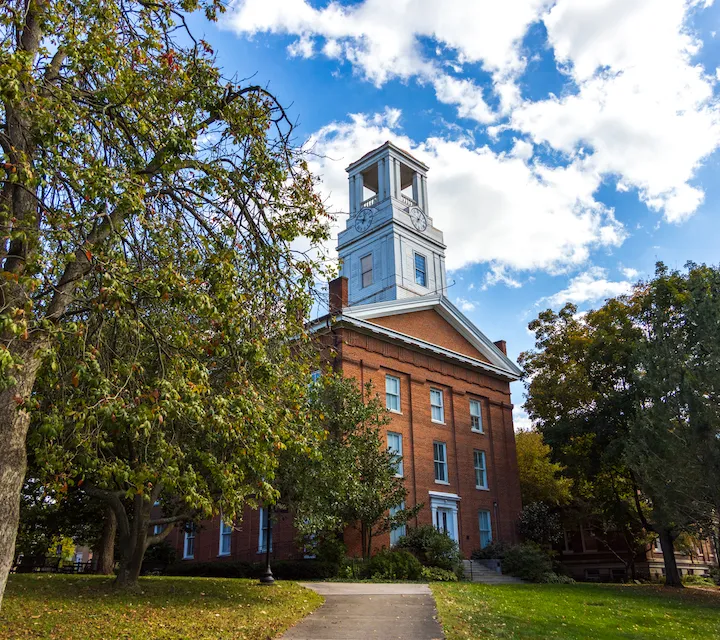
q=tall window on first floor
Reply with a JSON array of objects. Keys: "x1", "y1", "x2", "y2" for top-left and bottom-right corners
[
  {"x1": 473, "y1": 450, "x2": 488, "y2": 489},
  {"x1": 183, "y1": 524, "x2": 195, "y2": 559},
  {"x1": 258, "y1": 507, "x2": 273, "y2": 553},
  {"x1": 152, "y1": 524, "x2": 163, "y2": 535},
  {"x1": 479, "y1": 510, "x2": 492, "y2": 549},
  {"x1": 361, "y1": 254, "x2": 373, "y2": 288},
  {"x1": 387, "y1": 431, "x2": 403, "y2": 477},
  {"x1": 389, "y1": 502, "x2": 407, "y2": 546},
  {"x1": 385, "y1": 374, "x2": 401, "y2": 412},
  {"x1": 470, "y1": 399, "x2": 483, "y2": 432},
  {"x1": 434, "y1": 441, "x2": 448, "y2": 483},
  {"x1": 219, "y1": 519, "x2": 232, "y2": 556}
]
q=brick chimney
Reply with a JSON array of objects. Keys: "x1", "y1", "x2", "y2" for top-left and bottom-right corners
[
  {"x1": 328, "y1": 277, "x2": 348, "y2": 314},
  {"x1": 493, "y1": 339, "x2": 507, "y2": 355}
]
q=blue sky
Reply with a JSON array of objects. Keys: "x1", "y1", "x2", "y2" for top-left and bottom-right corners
[{"x1": 191, "y1": 1, "x2": 720, "y2": 427}]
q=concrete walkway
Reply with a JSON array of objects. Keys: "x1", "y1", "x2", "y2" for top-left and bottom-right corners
[{"x1": 280, "y1": 583, "x2": 445, "y2": 640}]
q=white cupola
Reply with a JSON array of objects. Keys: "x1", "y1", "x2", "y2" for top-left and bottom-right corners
[{"x1": 337, "y1": 141, "x2": 447, "y2": 306}]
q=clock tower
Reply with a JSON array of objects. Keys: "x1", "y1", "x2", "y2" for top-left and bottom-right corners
[{"x1": 337, "y1": 141, "x2": 448, "y2": 306}]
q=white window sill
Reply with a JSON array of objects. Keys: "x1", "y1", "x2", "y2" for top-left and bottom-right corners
[
  {"x1": 476, "y1": 486, "x2": 490, "y2": 491},
  {"x1": 471, "y1": 428, "x2": 484, "y2": 434},
  {"x1": 394, "y1": 474, "x2": 404, "y2": 479},
  {"x1": 257, "y1": 549, "x2": 273, "y2": 554},
  {"x1": 218, "y1": 552, "x2": 231, "y2": 557},
  {"x1": 434, "y1": 479, "x2": 450, "y2": 485},
  {"x1": 387, "y1": 409, "x2": 403, "y2": 415},
  {"x1": 431, "y1": 419, "x2": 446, "y2": 425},
  {"x1": 183, "y1": 556, "x2": 194, "y2": 560}
]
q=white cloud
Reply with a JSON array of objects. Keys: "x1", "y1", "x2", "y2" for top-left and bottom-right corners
[
  {"x1": 621, "y1": 266, "x2": 639, "y2": 279},
  {"x1": 483, "y1": 265, "x2": 523, "y2": 289},
  {"x1": 513, "y1": 406, "x2": 534, "y2": 432},
  {"x1": 512, "y1": 0, "x2": 720, "y2": 222},
  {"x1": 455, "y1": 297, "x2": 476, "y2": 312},
  {"x1": 228, "y1": 0, "x2": 720, "y2": 225},
  {"x1": 305, "y1": 108, "x2": 625, "y2": 273},
  {"x1": 540, "y1": 266, "x2": 634, "y2": 308}
]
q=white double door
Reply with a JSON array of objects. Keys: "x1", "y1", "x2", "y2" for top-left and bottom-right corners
[{"x1": 430, "y1": 493, "x2": 460, "y2": 543}]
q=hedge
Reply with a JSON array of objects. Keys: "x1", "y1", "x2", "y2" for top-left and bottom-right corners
[{"x1": 164, "y1": 559, "x2": 338, "y2": 580}]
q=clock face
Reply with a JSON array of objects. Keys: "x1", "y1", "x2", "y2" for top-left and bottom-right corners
[
  {"x1": 354, "y1": 207, "x2": 375, "y2": 233},
  {"x1": 409, "y1": 206, "x2": 428, "y2": 231}
]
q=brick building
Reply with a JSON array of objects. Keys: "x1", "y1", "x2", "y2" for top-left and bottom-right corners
[{"x1": 167, "y1": 142, "x2": 523, "y2": 563}]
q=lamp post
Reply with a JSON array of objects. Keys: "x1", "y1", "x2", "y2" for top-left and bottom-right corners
[{"x1": 259, "y1": 505, "x2": 275, "y2": 585}]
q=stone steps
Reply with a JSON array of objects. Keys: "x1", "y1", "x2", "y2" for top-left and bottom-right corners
[{"x1": 462, "y1": 559, "x2": 524, "y2": 584}]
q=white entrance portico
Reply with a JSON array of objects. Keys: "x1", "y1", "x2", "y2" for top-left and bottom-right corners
[{"x1": 429, "y1": 491, "x2": 460, "y2": 543}]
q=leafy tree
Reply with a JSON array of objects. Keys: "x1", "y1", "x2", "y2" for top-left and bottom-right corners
[
  {"x1": 519, "y1": 275, "x2": 715, "y2": 587},
  {"x1": 517, "y1": 502, "x2": 563, "y2": 548},
  {"x1": 278, "y1": 374, "x2": 420, "y2": 560},
  {"x1": 0, "y1": 0, "x2": 329, "y2": 600},
  {"x1": 514, "y1": 430, "x2": 572, "y2": 506}
]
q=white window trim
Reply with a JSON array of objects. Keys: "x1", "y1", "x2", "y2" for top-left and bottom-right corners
[
  {"x1": 385, "y1": 374, "x2": 401, "y2": 413},
  {"x1": 153, "y1": 524, "x2": 163, "y2": 535},
  {"x1": 258, "y1": 507, "x2": 273, "y2": 554},
  {"x1": 387, "y1": 431, "x2": 403, "y2": 477},
  {"x1": 433, "y1": 441, "x2": 448, "y2": 484},
  {"x1": 218, "y1": 519, "x2": 232, "y2": 557},
  {"x1": 414, "y1": 252, "x2": 427, "y2": 288},
  {"x1": 474, "y1": 450, "x2": 489, "y2": 490},
  {"x1": 360, "y1": 253, "x2": 373, "y2": 288},
  {"x1": 430, "y1": 388, "x2": 445, "y2": 424},
  {"x1": 470, "y1": 399, "x2": 483, "y2": 433},
  {"x1": 183, "y1": 526, "x2": 195, "y2": 559}
]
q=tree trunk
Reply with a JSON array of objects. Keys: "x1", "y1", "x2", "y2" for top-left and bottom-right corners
[
  {"x1": 114, "y1": 495, "x2": 150, "y2": 589},
  {"x1": 659, "y1": 528, "x2": 683, "y2": 588},
  {"x1": 0, "y1": 342, "x2": 46, "y2": 610},
  {"x1": 96, "y1": 507, "x2": 117, "y2": 575}
]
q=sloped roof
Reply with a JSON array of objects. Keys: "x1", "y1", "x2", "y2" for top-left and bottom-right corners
[{"x1": 316, "y1": 294, "x2": 522, "y2": 381}]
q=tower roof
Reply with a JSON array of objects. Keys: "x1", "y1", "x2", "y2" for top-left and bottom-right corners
[{"x1": 345, "y1": 140, "x2": 429, "y2": 173}]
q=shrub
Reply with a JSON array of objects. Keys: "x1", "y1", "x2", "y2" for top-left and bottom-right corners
[
  {"x1": 314, "y1": 536, "x2": 347, "y2": 565},
  {"x1": 501, "y1": 543, "x2": 553, "y2": 583},
  {"x1": 471, "y1": 542, "x2": 510, "y2": 561},
  {"x1": 164, "y1": 561, "x2": 254, "y2": 578},
  {"x1": 421, "y1": 566, "x2": 459, "y2": 582},
  {"x1": 682, "y1": 574, "x2": 716, "y2": 587},
  {"x1": 367, "y1": 549, "x2": 423, "y2": 581},
  {"x1": 339, "y1": 557, "x2": 368, "y2": 580},
  {"x1": 541, "y1": 571, "x2": 576, "y2": 584},
  {"x1": 709, "y1": 567, "x2": 720, "y2": 586},
  {"x1": 164, "y1": 559, "x2": 338, "y2": 580},
  {"x1": 142, "y1": 541, "x2": 177, "y2": 574},
  {"x1": 270, "y1": 560, "x2": 339, "y2": 580},
  {"x1": 396, "y1": 525, "x2": 463, "y2": 575}
]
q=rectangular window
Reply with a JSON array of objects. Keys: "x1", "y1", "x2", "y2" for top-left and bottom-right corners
[
  {"x1": 470, "y1": 399, "x2": 483, "y2": 432},
  {"x1": 414, "y1": 253, "x2": 427, "y2": 287},
  {"x1": 219, "y1": 519, "x2": 232, "y2": 556},
  {"x1": 258, "y1": 508, "x2": 273, "y2": 553},
  {"x1": 183, "y1": 525, "x2": 195, "y2": 559},
  {"x1": 361, "y1": 254, "x2": 373, "y2": 288},
  {"x1": 153, "y1": 524, "x2": 163, "y2": 536},
  {"x1": 479, "y1": 510, "x2": 492, "y2": 549},
  {"x1": 474, "y1": 450, "x2": 488, "y2": 489},
  {"x1": 387, "y1": 432, "x2": 403, "y2": 477},
  {"x1": 430, "y1": 388, "x2": 444, "y2": 423},
  {"x1": 389, "y1": 502, "x2": 407, "y2": 546},
  {"x1": 385, "y1": 375, "x2": 401, "y2": 412},
  {"x1": 433, "y1": 441, "x2": 448, "y2": 483},
  {"x1": 310, "y1": 369, "x2": 321, "y2": 384}
]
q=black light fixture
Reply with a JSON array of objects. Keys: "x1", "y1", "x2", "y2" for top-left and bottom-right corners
[{"x1": 259, "y1": 505, "x2": 275, "y2": 585}]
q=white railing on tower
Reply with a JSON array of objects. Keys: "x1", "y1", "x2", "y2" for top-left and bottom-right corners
[
  {"x1": 401, "y1": 194, "x2": 417, "y2": 207},
  {"x1": 360, "y1": 194, "x2": 378, "y2": 209}
]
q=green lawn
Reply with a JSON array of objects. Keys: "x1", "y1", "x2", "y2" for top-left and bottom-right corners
[
  {"x1": 1, "y1": 574, "x2": 323, "y2": 639},
  {"x1": 432, "y1": 582, "x2": 720, "y2": 640}
]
